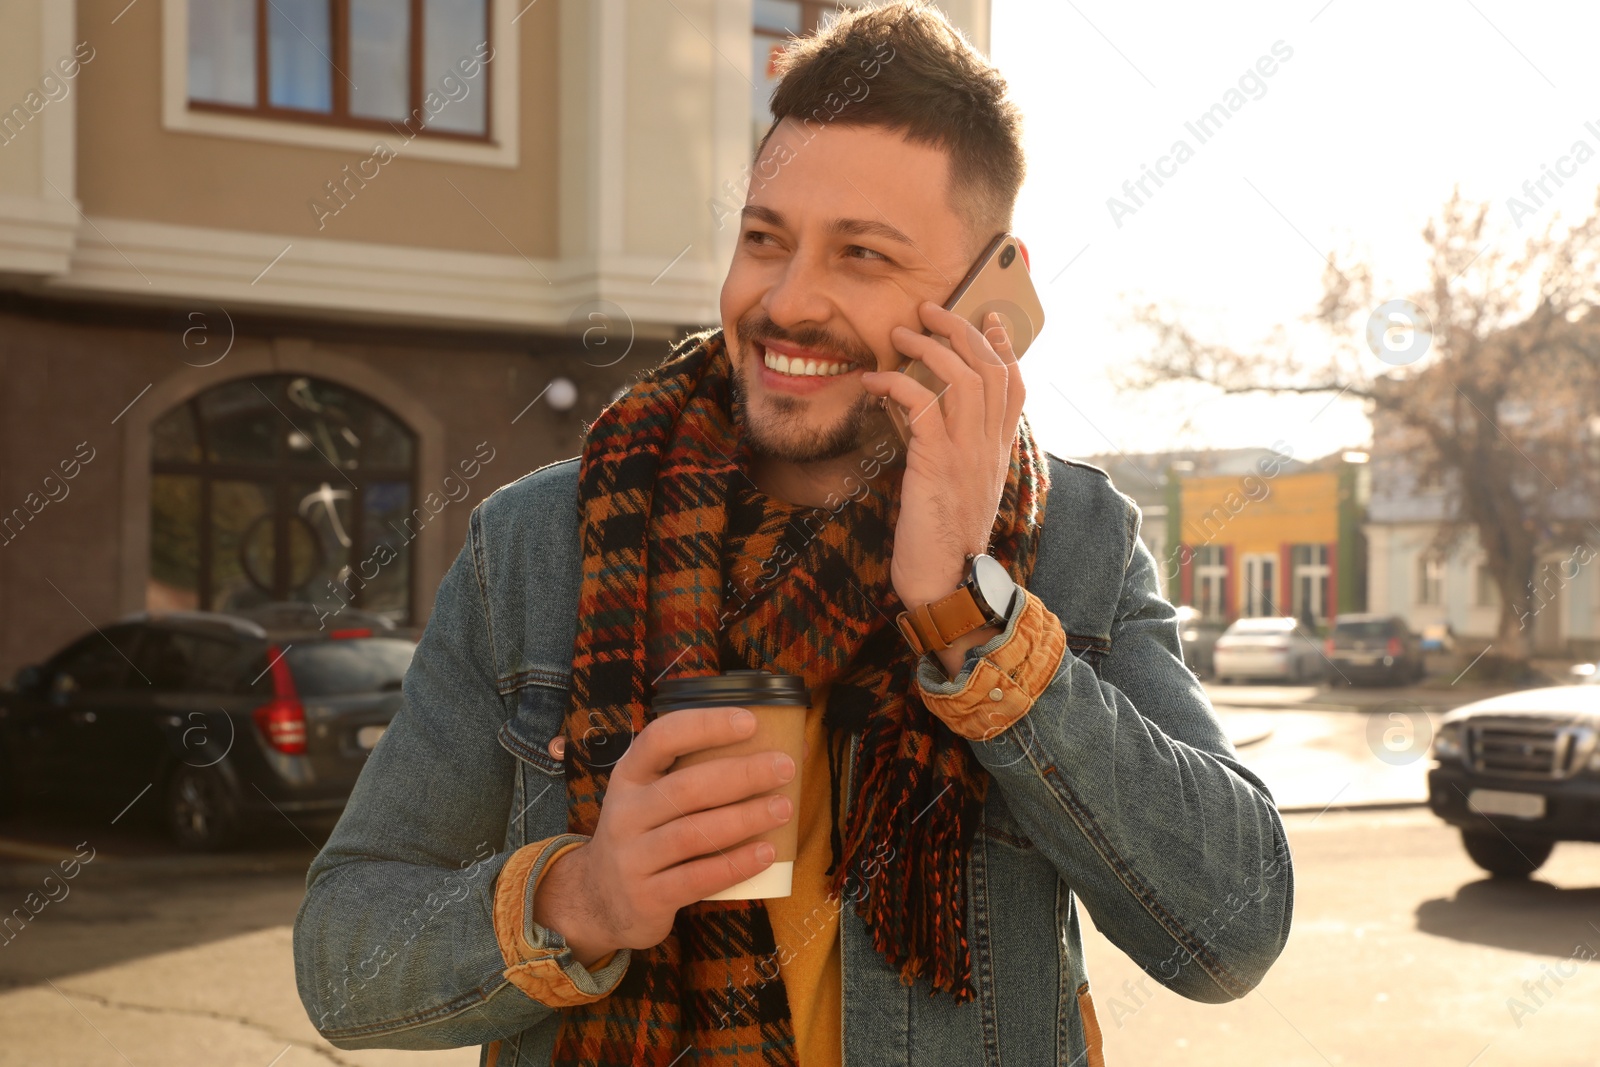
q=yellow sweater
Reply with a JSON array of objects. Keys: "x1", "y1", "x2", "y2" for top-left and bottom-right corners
[{"x1": 763, "y1": 682, "x2": 843, "y2": 1067}]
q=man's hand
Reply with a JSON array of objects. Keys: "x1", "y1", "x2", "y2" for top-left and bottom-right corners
[
  {"x1": 861, "y1": 302, "x2": 1024, "y2": 673},
  {"x1": 532, "y1": 707, "x2": 795, "y2": 968}
]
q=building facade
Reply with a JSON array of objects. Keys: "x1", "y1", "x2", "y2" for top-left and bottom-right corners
[
  {"x1": 1167, "y1": 452, "x2": 1368, "y2": 627},
  {"x1": 0, "y1": 0, "x2": 992, "y2": 680},
  {"x1": 1364, "y1": 444, "x2": 1600, "y2": 659}
]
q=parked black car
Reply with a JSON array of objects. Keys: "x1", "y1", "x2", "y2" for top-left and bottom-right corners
[
  {"x1": 1324, "y1": 613, "x2": 1425, "y2": 686},
  {"x1": 1427, "y1": 681, "x2": 1600, "y2": 877},
  {"x1": 0, "y1": 606, "x2": 415, "y2": 850}
]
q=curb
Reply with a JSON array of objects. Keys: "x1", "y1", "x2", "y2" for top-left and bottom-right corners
[
  {"x1": 1277, "y1": 799, "x2": 1429, "y2": 815},
  {"x1": 1229, "y1": 728, "x2": 1273, "y2": 748}
]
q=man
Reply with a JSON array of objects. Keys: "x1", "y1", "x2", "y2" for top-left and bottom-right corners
[{"x1": 293, "y1": 4, "x2": 1293, "y2": 1065}]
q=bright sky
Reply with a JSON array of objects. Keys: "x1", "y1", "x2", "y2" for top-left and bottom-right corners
[{"x1": 991, "y1": 0, "x2": 1600, "y2": 463}]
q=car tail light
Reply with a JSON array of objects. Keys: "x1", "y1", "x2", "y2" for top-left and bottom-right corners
[
  {"x1": 329, "y1": 627, "x2": 372, "y2": 639},
  {"x1": 1324, "y1": 638, "x2": 1335, "y2": 656},
  {"x1": 253, "y1": 644, "x2": 308, "y2": 755},
  {"x1": 1386, "y1": 637, "x2": 1403, "y2": 657},
  {"x1": 254, "y1": 697, "x2": 308, "y2": 754}
]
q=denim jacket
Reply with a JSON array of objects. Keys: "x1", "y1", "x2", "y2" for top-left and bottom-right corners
[{"x1": 292, "y1": 452, "x2": 1294, "y2": 1065}]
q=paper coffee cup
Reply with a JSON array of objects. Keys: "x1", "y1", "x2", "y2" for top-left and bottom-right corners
[{"x1": 653, "y1": 670, "x2": 809, "y2": 900}]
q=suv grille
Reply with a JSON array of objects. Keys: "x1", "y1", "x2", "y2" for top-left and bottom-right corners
[{"x1": 1466, "y1": 719, "x2": 1593, "y2": 780}]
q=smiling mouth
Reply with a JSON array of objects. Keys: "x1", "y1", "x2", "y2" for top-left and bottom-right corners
[{"x1": 757, "y1": 343, "x2": 858, "y2": 378}]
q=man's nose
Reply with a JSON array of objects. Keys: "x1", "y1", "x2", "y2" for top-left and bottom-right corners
[{"x1": 761, "y1": 253, "x2": 834, "y2": 329}]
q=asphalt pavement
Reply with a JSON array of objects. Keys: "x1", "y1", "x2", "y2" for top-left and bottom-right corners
[{"x1": 0, "y1": 680, "x2": 1587, "y2": 1066}]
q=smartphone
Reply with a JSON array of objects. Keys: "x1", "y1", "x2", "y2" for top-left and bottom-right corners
[{"x1": 883, "y1": 232, "x2": 1046, "y2": 446}]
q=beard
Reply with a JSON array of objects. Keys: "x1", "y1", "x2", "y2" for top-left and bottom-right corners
[{"x1": 729, "y1": 313, "x2": 898, "y2": 464}]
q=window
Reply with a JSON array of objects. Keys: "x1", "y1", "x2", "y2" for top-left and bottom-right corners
[
  {"x1": 1416, "y1": 554, "x2": 1445, "y2": 607},
  {"x1": 1474, "y1": 560, "x2": 1500, "y2": 608},
  {"x1": 1242, "y1": 554, "x2": 1278, "y2": 618},
  {"x1": 1193, "y1": 544, "x2": 1227, "y2": 621},
  {"x1": 135, "y1": 630, "x2": 245, "y2": 694},
  {"x1": 150, "y1": 375, "x2": 417, "y2": 624},
  {"x1": 752, "y1": 1, "x2": 859, "y2": 144},
  {"x1": 47, "y1": 628, "x2": 139, "y2": 692},
  {"x1": 284, "y1": 637, "x2": 415, "y2": 696},
  {"x1": 187, "y1": 0, "x2": 491, "y2": 138},
  {"x1": 1291, "y1": 544, "x2": 1331, "y2": 623}
]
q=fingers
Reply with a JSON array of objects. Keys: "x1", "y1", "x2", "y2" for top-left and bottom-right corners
[
  {"x1": 881, "y1": 303, "x2": 1017, "y2": 444},
  {"x1": 616, "y1": 705, "x2": 755, "y2": 784},
  {"x1": 637, "y1": 789, "x2": 792, "y2": 874},
  {"x1": 860, "y1": 366, "x2": 948, "y2": 447},
  {"x1": 645, "y1": 749, "x2": 795, "y2": 827},
  {"x1": 648, "y1": 838, "x2": 778, "y2": 907},
  {"x1": 986, "y1": 313, "x2": 1026, "y2": 445}
]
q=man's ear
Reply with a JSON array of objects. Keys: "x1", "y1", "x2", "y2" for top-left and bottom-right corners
[{"x1": 1015, "y1": 238, "x2": 1030, "y2": 271}]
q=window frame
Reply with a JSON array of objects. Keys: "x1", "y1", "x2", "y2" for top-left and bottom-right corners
[
  {"x1": 149, "y1": 375, "x2": 418, "y2": 624},
  {"x1": 1416, "y1": 554, "x2": 1446, "y2": 607},
  {"x1": 186, "y1": 0, "x2": 494, "y2": 142},
  {"x1": 1290, "y1": 543, "x2": 1331, "y2": 623},
  {"x1": 1192, "y1": 544, "x2": 1228, "y2": 621},
  {"x1": 163, "y1": 0, "x2": 520, "y2": 167}
]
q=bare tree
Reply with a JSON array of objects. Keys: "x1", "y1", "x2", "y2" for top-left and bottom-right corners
[{"x1": 1121, "y1": 187, "x2": 1600, "y2": 677}]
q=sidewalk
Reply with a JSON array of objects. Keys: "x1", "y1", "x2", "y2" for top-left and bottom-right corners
[{"x1": 1208, "y1": 684, "x2": 1445, "y2": 815}]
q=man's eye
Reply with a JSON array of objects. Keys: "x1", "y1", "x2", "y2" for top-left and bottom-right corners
[
  {"x1": 744, "y1": 230, "x2": 776, "y2": 246},
  {"x1": 847, "y1": 245, "x2": 889, "y2": 262}
]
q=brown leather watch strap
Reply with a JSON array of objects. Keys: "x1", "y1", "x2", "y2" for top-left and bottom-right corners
[{"x1": 895, "y1": 583, "x2": 991, "y2": 654}]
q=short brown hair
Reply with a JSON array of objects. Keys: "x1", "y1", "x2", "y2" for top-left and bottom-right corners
[{"x1": 759, "y1": 1, "x2": 1025, "y2": 240}]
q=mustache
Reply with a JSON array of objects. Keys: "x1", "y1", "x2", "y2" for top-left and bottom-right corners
[{"x1": 735, "y1": 315, "x2": 875, "y2": 370}]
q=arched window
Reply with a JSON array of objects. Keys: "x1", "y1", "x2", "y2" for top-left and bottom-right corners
[{"x1": 149, "y1": 375, "x2": 417, "y2": 623}]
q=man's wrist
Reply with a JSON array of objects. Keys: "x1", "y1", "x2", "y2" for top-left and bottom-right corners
[
  {"x1": 529, "y1": 842, "x2": 617, "y2": 969},
  {"x1": 932, "y1": 625, "x2": 1001, "y2": 678}
]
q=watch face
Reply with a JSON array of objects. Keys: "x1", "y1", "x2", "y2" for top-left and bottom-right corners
[{"x1": 969, "y1": 554, "x2": 1016, "y2": 623}]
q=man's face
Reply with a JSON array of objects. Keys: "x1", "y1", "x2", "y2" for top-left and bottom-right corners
[{"x1": 720, "y1": 120, "x2": 980, "y2": 464}]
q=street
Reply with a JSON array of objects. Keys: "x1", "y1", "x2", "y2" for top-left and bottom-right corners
[
  {"x1": 1083, "y1": 806, "x2": 1600, "y2": 1067},
  {"x1": 1, "y1": 683, "x2": 1595, "y2": 1066}
]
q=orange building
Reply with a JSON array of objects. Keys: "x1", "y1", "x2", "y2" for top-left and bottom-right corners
[{"x1": 1172, "y1": 457, "x2": 1367, "y2": 626}]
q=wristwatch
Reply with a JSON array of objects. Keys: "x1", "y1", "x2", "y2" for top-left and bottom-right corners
[{"x1": 895, "y1": 553, "x2": 1019, "y2": 656}]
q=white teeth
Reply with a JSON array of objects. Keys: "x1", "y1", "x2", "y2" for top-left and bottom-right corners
[{"x1": 762, "y1": 349, "x2": 852, "y2": 377}]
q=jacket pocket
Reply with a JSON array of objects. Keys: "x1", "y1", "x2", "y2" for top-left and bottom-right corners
[
  {"x1": 1075, "y1": 981, "x2": 1106, "y2": 1067},
  {"x1": 499, "y1": 681, "x2": 569, "y2": 777}
]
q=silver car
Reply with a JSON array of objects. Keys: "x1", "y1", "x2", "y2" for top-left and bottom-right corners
[{"x1": 1212, "y1": 616, "x2": 1325, "y2": 684}]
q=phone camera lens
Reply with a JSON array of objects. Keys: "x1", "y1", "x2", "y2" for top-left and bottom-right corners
[{"x1": 999, "y1": 245, "x2": 1016, "y2": 268}]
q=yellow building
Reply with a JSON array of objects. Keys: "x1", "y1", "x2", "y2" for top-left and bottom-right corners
[{"x1": 1172, "y1": 457, "x2": 1366, "y2": 625}]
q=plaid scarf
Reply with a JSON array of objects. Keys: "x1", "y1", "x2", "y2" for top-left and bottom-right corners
[{"x1": 552, "y1": 328, "x2": 1048, "y2": 1066}]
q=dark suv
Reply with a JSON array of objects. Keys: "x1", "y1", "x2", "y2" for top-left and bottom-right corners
[
  {"x1": 0, "y1": 606, "x2": 415, "y2": 850},
  {"x1": 1427, "y1": 681, "x2": 1600, "y2": 877},
  {"x1": 1325, "y1": 613, "x2": 1425, "y2": 686}
]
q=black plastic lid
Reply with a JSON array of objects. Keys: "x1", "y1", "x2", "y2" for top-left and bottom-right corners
[{"x1": 652, "y1": 669, "x2": 810, "y2": 712}]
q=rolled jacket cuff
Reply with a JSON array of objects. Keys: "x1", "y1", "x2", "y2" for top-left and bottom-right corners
[
  {"x1": 492, "y1": 832, "x2": 631, "y2": 1006},
  {"x1": 915, "y1": 588, "x2": 1068, "y2": 742}
]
